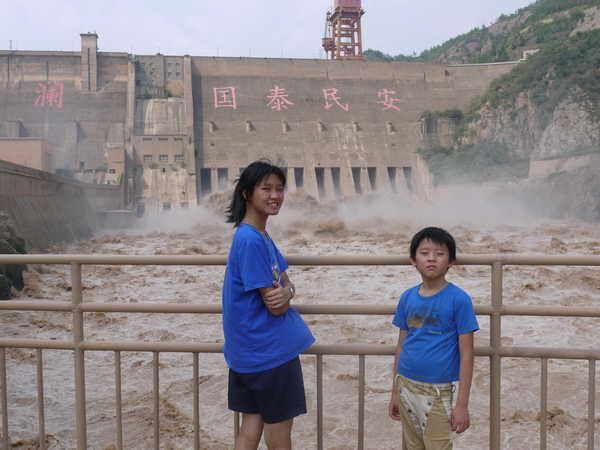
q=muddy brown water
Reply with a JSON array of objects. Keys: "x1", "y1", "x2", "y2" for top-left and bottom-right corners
[{"x1": 2, "y1": 193, "x2": 600, "y2": 449}]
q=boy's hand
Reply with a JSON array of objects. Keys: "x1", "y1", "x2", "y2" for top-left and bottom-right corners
[{"x1": 451, "y1": 404, "x2": 470, "y2": 433}]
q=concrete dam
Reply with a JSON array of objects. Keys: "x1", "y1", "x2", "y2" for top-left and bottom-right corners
[{"x1": 0, "y1": 33, "x2": 517, "y2": 251}]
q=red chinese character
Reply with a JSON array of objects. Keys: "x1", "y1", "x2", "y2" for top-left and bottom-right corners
[
  {"x1": 322, "y1": 88, "x2": 349, "y2": 111},
  {"x1": 377, "y1": 89, "x2": 402, "y2": 111},
  {"x1": 34, "y1": 82, "x2": 64, "y2": 108},
  {"x1": 266, "y1": 85, "x2": 294, "y2": 111},
  {"x1": 213, "y1": 87, "x2": 237, "y2": 109}
]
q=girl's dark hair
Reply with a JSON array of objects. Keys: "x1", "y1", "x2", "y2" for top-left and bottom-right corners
[
  {"x1": 410, "y1": 227, "x2": 457, "y2": 263},
  {"x1": 225, "y1": 159, "x2": 286, "y2": 227}
]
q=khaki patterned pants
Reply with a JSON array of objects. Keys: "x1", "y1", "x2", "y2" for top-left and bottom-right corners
[{"x1": 395, "y1": 374, "x2": 454, "y2": 450}]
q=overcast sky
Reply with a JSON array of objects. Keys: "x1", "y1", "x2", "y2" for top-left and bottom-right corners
[{"x1": 3, "y1": 0, "x2": 534, "y2": 59}]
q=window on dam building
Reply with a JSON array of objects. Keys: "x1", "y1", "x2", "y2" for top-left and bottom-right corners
[
  {"x1": 294, "y1": 168, "x2": 304, "y2": 189},
  {"x1": 367, "y1": 167, "x2": 377, "y2": 192},
  {"x1": 331, "y1": 167, "x2": 342, "y2": 198},
  {"x1": 351, "y1": 167, "x2": 362, "y2": 194},
  {"x1": 315, "y1": 167, "x2": 325, "y2": 200},
  {"x1": 218, "y1": 168, "x2": 228, "y2": 191},
  {"x1": 315, "y1": 167, "x2": 343, "y2": 200},
  {"x1": 143, "y1": 155, "x2": 152, "y2": 163},
  {"x1": 200, "y1": 168, "x2": 212, "y2": 197},
  {"x1": 193, "y1": 166, "x2": 415, "y2": 199},
  {"x1": 159, "y1": 155, "x2": 168, "y2": 162},
  {"x1": 388, "y1": 167, "x2": 398, "y2": 194}
]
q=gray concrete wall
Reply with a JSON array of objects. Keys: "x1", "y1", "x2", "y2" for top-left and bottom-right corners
[
  {"x1": 0, "y1": 50, "x2": 129, "y2": 175},
  {"x1": 191, "y1": 58, "x2": 516, "y2": 200},
  {"x1": 0, "y1": 159, "x2": 122, "y2": 252}
]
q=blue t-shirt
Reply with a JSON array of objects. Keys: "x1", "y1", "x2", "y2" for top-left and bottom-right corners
[
  {"x1": 392, "y1": 283, "x2": 479, "y2": 383},
  {"x1": 222, "y1": 224, "x2": 315, "y2": 373}
]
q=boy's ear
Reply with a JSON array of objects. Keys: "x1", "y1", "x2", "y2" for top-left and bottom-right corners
[{"x1": 410, "y1": 257, "x2": 417, "y2": 267}]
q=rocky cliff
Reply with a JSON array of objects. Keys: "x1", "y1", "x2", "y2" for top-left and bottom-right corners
[{"x1": 459, "y1": 74, "x2": 600, "y2": 221}]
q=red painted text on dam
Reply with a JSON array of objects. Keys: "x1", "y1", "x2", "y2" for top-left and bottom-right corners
[
  {"x1": 266, "y1": 86, "x2": 294, "y2": 111},
  {"x1": 377, "y1": 89, "x2": 402, "y2": 111},
  {"x1": 322, "y1": 88, "x2": 349, "y2": 111},
  {"x1": 212, "y1": 85, "x2": 402, "y2": 113},
  {"x1": 213, "y1": 87, "x2": 237, "y2": 109},
  {"x1": 34, "y1": 82, "x2": 64, "y2": 108}
]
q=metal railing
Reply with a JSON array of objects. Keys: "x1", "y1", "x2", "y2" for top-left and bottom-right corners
[{"x1": 0, "y1": 253, "x2": 599, "y2": 449}]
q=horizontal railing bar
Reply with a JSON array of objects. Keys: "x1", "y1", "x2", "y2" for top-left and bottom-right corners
[
  {"x1": 306, "y1": 344, "x2": 396, "y2": 356},
  {"x1": 295, "y1": 304, "x2": 394, "y2": 314},
  {"x1": 1, "y1": 340, "x2": 597, "y2": 362},
  {"x1": 80, "y1": 303, "x2": 223, "y2": 314},
  {"x1": 0, "y1": 301, "x2": 73, "y2": 312},
  {"x1": 2, "y1": 302, "x2": 599, "y2": 319},
  {"x1": 0, "y1": 339, "x2": 72, "y2": 350},
  {"x1": 1, "y1": 254, "x2": 599, "y2": 266},
  {"x1": 499, "y1": 346, "x2": 600, "y2": 360},
  {"x1": 81, "y1": 341, "x2": 224, "y2": 352},
  {"x1": 499, "y1": 305, "x2": 600, "y2": 317},
  {"x1": 0, "y1": 255, "x2": 229, "y2": 265}
]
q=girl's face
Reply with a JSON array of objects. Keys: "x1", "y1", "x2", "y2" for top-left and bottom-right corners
[{"x1": 245, "y1": 174, "x2": 285, "y2": 219}]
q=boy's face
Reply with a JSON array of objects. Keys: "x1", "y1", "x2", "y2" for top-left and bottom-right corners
[{"x1": 410, "y1": 239, "x2": 454, "y2": 280}]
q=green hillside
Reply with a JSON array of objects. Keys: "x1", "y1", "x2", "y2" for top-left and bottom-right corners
[
  {"x1": 370, "y1": 0, "x2": 600, "y2": 185},
  {"x1": 365, "y1": 0, "x2": 600, "y2": 64}
]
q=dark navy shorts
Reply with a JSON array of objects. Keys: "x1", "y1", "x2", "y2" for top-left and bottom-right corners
[{"x1": 228, "y1": 356, "x2": 307, "y2": 424}]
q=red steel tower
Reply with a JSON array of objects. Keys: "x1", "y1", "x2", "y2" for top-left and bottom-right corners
[{"x1": 322, "y1": 0, "x2": 365, "y2": 60}]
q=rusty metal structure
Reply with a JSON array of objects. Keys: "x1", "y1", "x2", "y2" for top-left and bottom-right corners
[{"x1": 322, "y1": 0, "x2": 365, "y2": 60}]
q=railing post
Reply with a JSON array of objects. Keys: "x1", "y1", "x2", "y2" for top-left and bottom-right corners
[
  {"x1": 358, "y1": 355, "x2": 365, "y2": 450},
  {"x1": 588, "y1": 359, "x2": 596, "y2": 450},
  {"x1": 490, "y1": 262, "x2": 503, "y2": 450},
  {"x1": 540, "y1": 358, "x2": 548, "y2": 448},
  {"x1": 153, "y1": 352, "x2": 160, "y2": 450},
  {"x1": 193, "y1": 352, "x2": 200, "y2": 450},
  {"x1": 317, "y1": 354, "x2": 323, "y2": 450},
  {"x1": 71, "y1": 262, "x2": 87, "y2": 450},
  {"x1": 36, "y1": 349, "x2": 46, "y2": 450},
  {"x1": 114, "y1": 351, "x2": 123, "y2": 450},
  {"x1": 0, "y1": 348, "x2": 8, "y2": 450}
]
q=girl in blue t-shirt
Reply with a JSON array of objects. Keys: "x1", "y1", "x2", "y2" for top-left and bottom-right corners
[{"x1": 222, "y1": 159, "x2": 315, "y2": 449}]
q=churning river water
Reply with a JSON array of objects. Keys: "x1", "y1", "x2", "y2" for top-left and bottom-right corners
[{"x1": 2, "y1": 191, "x2": 600, "y2": 449}]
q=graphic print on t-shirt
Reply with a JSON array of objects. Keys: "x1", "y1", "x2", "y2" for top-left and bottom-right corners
[
  {"x1": 407, "y1": 307, "x2": 442, "y2": 329},
  {"x1": 271, "y1": 262, "x2": 280, "y2": 283}
]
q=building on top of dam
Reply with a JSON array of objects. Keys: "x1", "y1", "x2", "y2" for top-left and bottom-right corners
[{"x1": 0, "y1": 33, "x2": 518, "y2": 215}]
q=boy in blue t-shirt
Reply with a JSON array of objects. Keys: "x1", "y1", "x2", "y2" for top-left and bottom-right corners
[{"x1": 389, "y1": 227, "x2": 479, "y2": 449}]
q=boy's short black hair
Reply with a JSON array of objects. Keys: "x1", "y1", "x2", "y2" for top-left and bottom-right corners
[
  {"x1": 410, "y1": 227, "x2": 457, "y2": 262},
  {"x1": 225, "y1": 158, "x2": 286, "y2": 227}
]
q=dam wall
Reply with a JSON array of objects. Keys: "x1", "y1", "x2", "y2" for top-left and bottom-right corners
[
  {"x1": 192, "y1": 58, "x2": 517, "y2": 201},
  {"x1": 0, "y1": 159, "x2": 123, "y2": 252},
  {"x1": 0, "y1": 35, "x2": 519, "y2": 247},
  {"x1": 0, "y1": 50, "x2": 130, "y2": 173}
]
